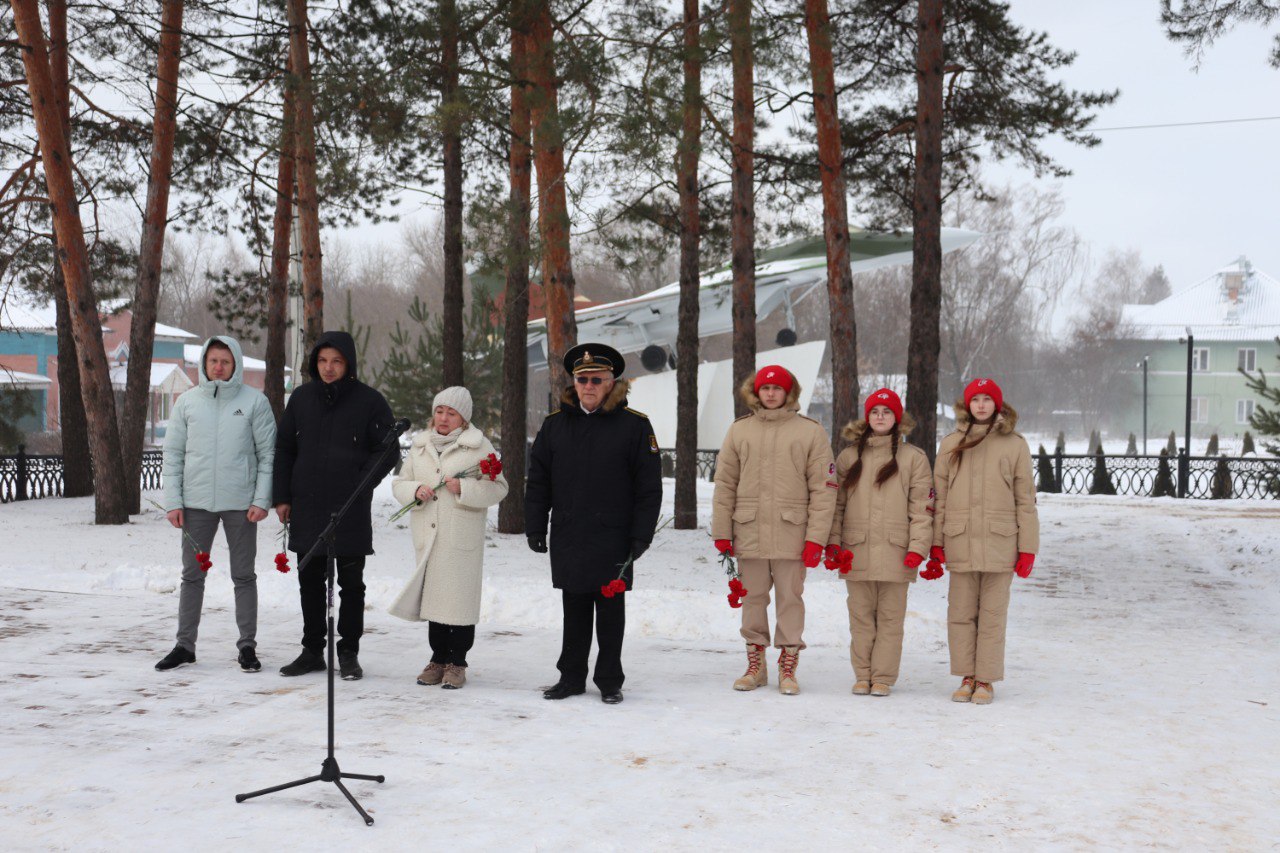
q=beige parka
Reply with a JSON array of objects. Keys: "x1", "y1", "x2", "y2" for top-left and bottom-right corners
[
  {"x1": 932, "y1": 403, "x2": 1039, "y2": 573},
  {"x1": 828, "y1": 414, "x2": 934, "y2": 583},
  {"x1": 711, "y1": 377, "x2": 837, "y2": 560}
]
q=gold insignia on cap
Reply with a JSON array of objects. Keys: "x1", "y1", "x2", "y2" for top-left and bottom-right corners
[{"x1": 583, "y1": 352, "x2": 593, "y2": 363}]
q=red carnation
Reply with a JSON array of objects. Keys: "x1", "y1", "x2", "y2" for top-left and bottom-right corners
[
  {"x1": 727, "y1": 593, "x2": 743, "y2": 609},
  {"x1": 728, "y1": 578, "x2": 746, "y2": 596},
  {"x1": 274, "y1": 552, "x2": 291, "y2": 574},
  {"x1": 483, "y1": 453, "x2": 503, "y2": 481},
  {"x1": 197, "y1": 552, "x2": 212, "y2": 572}
]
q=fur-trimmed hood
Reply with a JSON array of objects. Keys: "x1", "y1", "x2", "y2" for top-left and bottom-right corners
[
  {"x1": 840, "y1": 410, "x2": 918, "y2": 444},
  {"x1": 738, "y1": 374, "x2": 802, "y2": 413},
  {"x1": 954, "y1": 401, "x2": 1019, "y2": 434},
  {"x1": 560, "y1": 378, "x2": 632, "y2": 413}
]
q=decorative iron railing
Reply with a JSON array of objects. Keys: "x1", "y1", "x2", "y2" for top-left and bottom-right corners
[{"x1": 1, "y1": 448, "x2": 165, "y2": 504}]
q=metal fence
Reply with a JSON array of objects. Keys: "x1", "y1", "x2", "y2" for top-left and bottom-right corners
[
  {"x1": 1036, "y1": 449, "x2": 1280, "y2": 499},
  {"x1": 1, "y1": 446, "x2": 163, "y2": 503},
  {"x1": 4, "y1": 445, "x2": 1278, "y2": 503}
]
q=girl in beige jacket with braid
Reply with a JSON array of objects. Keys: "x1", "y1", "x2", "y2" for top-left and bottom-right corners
[
  {"x1": 826, "y1": 389, "x2": 934, "y2": 697},
  {"x1": 711, "y1": 366, "x2": 836, "y2": 695},
  {"x1": 931, "y1": 378, "x2": 1039, "y2": 705}
]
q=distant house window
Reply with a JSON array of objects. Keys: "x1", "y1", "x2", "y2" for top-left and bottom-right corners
[
  {"x1": 1192, "y1": 348, "x2": 1210, "y2": 372},
  {"x1": 1237, "y1": 399, "x2": 1255, "y2": 424},
  {"x1": 1238, "y1": 348, "x2": 1257, "y2": 372},
  {"x1": 1192, "y1": 397, "x2": 1209, "y2": 423}
]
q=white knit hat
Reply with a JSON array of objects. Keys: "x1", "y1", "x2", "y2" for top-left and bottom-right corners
[{"x1": 432, "y1": 386, "x2": 473, "y2": 423}]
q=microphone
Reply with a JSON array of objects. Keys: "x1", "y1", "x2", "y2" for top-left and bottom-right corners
[{"x1": 382, "y1": 417, "x2": 412, "y2": 443}]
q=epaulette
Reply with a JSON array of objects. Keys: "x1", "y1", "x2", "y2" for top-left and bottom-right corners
[
  {"x1": 544, "y1": 410, "x2": 562, "y2": 418},
  {"x1": 624, "y1": 407, "x2": 649, "y2": 418}
]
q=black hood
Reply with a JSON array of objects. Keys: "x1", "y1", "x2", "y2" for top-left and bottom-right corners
[{"x1": 308, "y1": 330, "x2": 359, "y2": 382}]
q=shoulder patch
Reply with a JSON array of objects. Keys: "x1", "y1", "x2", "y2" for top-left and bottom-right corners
[
  {"x1": 625, "y1": 407, "x2": 649, "y2": 419},
  {"x1": 649, "y1": 434, "x2": 659, "y2": 454}
]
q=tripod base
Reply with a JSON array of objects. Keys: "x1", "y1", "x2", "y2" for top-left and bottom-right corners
[{"x1": 236, "y1": 757, "x2": 385, "y2": 825}]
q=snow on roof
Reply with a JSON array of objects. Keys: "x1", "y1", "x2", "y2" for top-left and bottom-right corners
[
  {"x1": 108, "y1": 361, "x2": 193, "y2": 392},
  {"x1": 0, "y1": 367, "x2": 53, "y2": 387},
  {"x1": 1121, "y1": 257, "x2": 1280, "y2": 342},
  {"x1": 0, "y1": 300, "x2": 59, "y2": 333}
]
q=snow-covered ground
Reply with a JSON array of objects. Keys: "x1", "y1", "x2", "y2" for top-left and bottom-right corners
[{"x1": 1, "y1": 482, "x2": 1278, "y2": 850}]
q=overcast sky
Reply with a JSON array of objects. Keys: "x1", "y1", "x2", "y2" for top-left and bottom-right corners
[
  {"x1": 333, "y1": 2, "x2": 1280, "y2": 302},
  {"x1": 995, "y1": 1, "x2": 1280, "y2": 293}
]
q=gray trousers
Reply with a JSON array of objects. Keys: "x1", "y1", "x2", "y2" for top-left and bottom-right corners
[{"x1": 175, "y1": 507, "x2": 259, "y2": 652}]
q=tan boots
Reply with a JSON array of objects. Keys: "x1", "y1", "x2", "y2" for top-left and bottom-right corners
[
  {"x1": 778, "y1": 646, "x2": 800, "y2": 695},
  {"x1": 951, "y1": 676, "x2": 976, "y2": 702},
  {"x1": 733, "y1": 643, "x2": 768, "y2": 691},
  {"x1": 417, "y1": 661, "x2": 445, "y2": 686},
  {"x1": 972, "y1": 681, "x2": 993, "y2": 704}
]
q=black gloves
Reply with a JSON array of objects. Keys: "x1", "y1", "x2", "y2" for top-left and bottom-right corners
[
  {"x1": 527, "y1": 535, "x2": 548, "y2": 553},
  {"x1": 630, "y1": 539, "x2": 649, "y2": 561}
]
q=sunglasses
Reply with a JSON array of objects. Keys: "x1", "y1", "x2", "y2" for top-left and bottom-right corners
[{"x1": 575, "y1": 375, "x2": 609, "y2": 385}]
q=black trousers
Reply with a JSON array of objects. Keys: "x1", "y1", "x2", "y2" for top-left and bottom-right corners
[
  {"x1": 428, "y1": 621, "x2": 476, "y2": 667},
  {"x1": 298, "y1": 554, "x2": 366, "y2": 654},
  {"x1": 556, "y1": 589, "x2": 625, "y2": 692}
]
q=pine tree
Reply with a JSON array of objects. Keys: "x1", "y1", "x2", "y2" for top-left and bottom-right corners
[
  {"x1": 1126, "y1": 432, "x2": 1137, "y2": 456},
  {"x1": 1089, "y1": 447, "x2": 1116, "y2": 495},
  {"x1": 1243, "y1": 431, "x2": 1256, "y2": 455},
  {"x1": 1210, "y1": 455, "x2": 1234, "y2": 499},
  {"x1": 1151, "y1": 448, "x2": 1176, "y2": 497},
  {"x1": 1087, "y1": 429, "x2": 1101, "y2": 455},
  {"x1": 1166, "y1": 430, "x2": 1178, "y2": 455},
  {"x1": 1036, "y1": 444, "x2": 1059, "y2": 494},
  {"x1": 1055, "y1": 431, "x2": 1066, "y2": 454},
  {"x1": 0, "y1": 390, "x2": 35, "y2": 453},
  {"x1": 1241, "y1": 337, "x2": 1280, "y2": 455},
  {"x1": 1206, "y1": 432, "x2": 1219, "y2": 456}
]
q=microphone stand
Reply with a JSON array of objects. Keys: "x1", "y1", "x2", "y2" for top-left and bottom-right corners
[{"x1": 236, "y1": 420, "x2": 408, "y2": 825}]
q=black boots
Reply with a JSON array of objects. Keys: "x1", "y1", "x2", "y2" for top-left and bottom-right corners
[
  {"x1": 279, "y1": 649, "x2": 325, "y2": 677},
  {"x1": 237, "y1": 647, "x2": 262, "y2": 673},
  {"x1": 543, "y1": 681, "x2": 586, "y2": 700},
  {"x1": 338, "y1": 650, "x2": 363, "y2": 681}
]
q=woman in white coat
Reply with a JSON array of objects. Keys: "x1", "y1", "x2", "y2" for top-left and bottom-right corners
[{"x1": 389, "y1": 387, "x2": 508, "y2": 689}]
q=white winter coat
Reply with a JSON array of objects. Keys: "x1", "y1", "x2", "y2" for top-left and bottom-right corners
[{"x1": 388, "y1": 422, "x2": 508, "y2": 625}]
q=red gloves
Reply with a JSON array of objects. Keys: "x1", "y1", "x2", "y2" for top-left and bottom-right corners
[
  {"x1": 823, "y1": 544, "x2": 841, "y2": 569},
  {"x1": 824, "y1": 545, "x2": 853, "y2": 574},
  {"x1": 801, "y1": 541, "x2": 823, "y2": 568},
  {"x1": 715, "y1": 539, "x2": 734, "y2": 557},
  {"x1": 903, "y1": 552, "x2": 923, "y2": 570},
  {"x1": 921, "y1": 545, "x2": 945, "y2": 580},
  {"x1": 1014, "y1": 552, "x2": 1035, "y2": 578},
  {"x1": 930, "y1": 546, "x2": 946, "y2": 563}
]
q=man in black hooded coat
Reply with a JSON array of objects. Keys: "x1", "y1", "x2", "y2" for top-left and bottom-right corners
[{"x1": 273, "y1": 331, "x2": 397, "y2": 680}]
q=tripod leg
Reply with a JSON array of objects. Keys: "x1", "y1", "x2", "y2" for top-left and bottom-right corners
[
  {"x1": 333, "y1": 778, "x2": 375, "y2": 826},
  {"x1": 340, "y1": 772, "x2": 386, "y2": 783},
  {"x1": 236, "y1": 773, "x2": 324, "y2": 803}
]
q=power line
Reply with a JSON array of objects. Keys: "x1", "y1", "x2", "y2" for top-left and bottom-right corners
[{"x1": 1090, "y1": 115, "x2": 1280, "y2": 132}]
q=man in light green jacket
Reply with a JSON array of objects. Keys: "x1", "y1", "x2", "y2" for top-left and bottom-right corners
[{"x1": 155, "y1": 336, "x2": 277, "y2": 673}]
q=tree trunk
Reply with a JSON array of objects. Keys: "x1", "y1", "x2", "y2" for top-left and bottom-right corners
[
  {"x1": 674, "y1": 0, "x2": 702, "y2": 530},
  {"x1": 498, "y1": 22, "x2": 533, "y2": 535},
  {"x1": 46, "y1": 0, "x2": 90, "y2": 496},
  {"x1": 728, "y1": 0, "x2": 755, "y2": 418},
  {"x1": 804, "y1": 0, "x2": 858, "y2": 453},
  {"x1": 440, "y1": 0, "x2": 465, "y2": 388},
  {"x1": 907, "y1": 0, "x2": 944, "y2": 465},
  {"x1": 528, "y1": 0, "x2": 577, "y2": 399},
  {"x1": 122, "y1": 0, "x2": 185, "y2": 513},
  {"x1": 265, "y1": 80, "x2": 296, "y2": 420},
  {"x1": 12, "y1": 0, "x2": 128, "y2": 523},
  {"x1": 287, "y1": 0, "x2": 324, "y2": 367}
]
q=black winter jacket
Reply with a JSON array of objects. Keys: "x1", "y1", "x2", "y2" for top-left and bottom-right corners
[
  {"x1": 525, "y1": 381, "x2": 663, "y2": 593},
  {"x1": 273, "y1": 331, "x2": 397, "y2": 556}
]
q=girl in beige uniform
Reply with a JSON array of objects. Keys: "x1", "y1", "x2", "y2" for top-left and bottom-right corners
[
  {"x1": 932, "y1": 378, "x2": 1039, "y2": 705},
  {"x1": 827, "y1": 389, "x2": 933, "y2": 697},
  {"x1": 711, "y1": 365, "x2": 836, "y2": 696}
]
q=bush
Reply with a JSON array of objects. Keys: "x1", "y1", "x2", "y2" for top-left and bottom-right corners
[
  {"x1": 1206, "y1": 433, "x2": 1219, "y2": 456},
  {"x1": 1036, "y1": 444, "x2": 1059, "y2": 493},
  {"x1": 1242, "y1": 431, "x2": 1256, "y2": 455},
  {"x1": 1210, "y1": 456, "x2": 1234, "y2": 499},
  {"x1": 1089, "y1": 448, "x2": 1116, "y2": 495},
  {"x1": 1151, "y1": 449, "x2": 1176, "y2": 498}
]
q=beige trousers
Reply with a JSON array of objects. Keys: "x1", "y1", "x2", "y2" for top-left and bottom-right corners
[
  {"x1": 947, "y1": 570, "x2": 1014, "y2": 682},
  {"x1": 845, "y1": 580, "x2": 909, "y2": 685},
  {"x1": 737, "y1": 558, "x2": 806, "y2": 650}
]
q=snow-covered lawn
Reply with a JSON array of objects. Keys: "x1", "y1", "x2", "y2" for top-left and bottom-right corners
[{"x1": 1, "y1": 483, "x2": 1277, "y2": 849}]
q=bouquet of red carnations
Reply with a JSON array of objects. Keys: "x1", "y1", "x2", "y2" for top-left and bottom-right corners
[
  {"x1": 722, "y1": 551, "x2": 747, "y2": 608},
  {"x1": 390, "y1": 452, "x2": 503, "y2": 522},
  {"x1": 600, "y1": 516, "x2": 671, "y2": 597}
]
